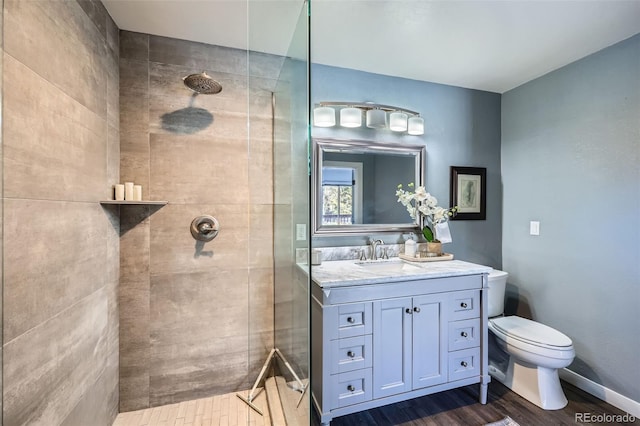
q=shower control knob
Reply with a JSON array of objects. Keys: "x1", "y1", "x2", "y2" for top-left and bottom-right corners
[
  {"x1": 347, "y1": 317, "x2": 355, "y2": 324},
  {"x1": 347, "y1": 385, "x2": 355, "y2": 392},
  {"x1": 460, "y1": 302, "x2": 468, "y2": 308},
  {"x1": 347, "y1": 351, "x2": 355, "y2": 358},
  {"x1": 190, "y1": 215, "x2": 220, "y2": 242},
  {"x1": 460, "y1": 361, "x2": 468, "y2": 367}
]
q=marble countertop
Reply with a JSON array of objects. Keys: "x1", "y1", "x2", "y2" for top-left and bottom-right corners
[{"x1": 306, "y1": 258, "x2": 492, "y2": 289}]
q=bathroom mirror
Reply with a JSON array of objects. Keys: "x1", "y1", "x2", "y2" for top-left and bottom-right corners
[{"x1": 312, "y1": 138, "x2": 426, "y2": 236}]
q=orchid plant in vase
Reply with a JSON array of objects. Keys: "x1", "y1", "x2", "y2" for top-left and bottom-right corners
[{"x1": 396, "y1": 183, "x2": 458, "y2": 250}]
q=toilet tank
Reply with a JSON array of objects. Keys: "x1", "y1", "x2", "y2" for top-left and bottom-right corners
[{"x1": 487, "y1": 269, "x2": 508, "y2": 317}]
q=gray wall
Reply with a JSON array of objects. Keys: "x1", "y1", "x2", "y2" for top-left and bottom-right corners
[
  {"x1": 311, "y1": 65, "x2": 503, "y2": 267},
  {"x1": 502, "y1": 34, "x2": 640, "y2": 402},
  {"x1": 118, "y1": 31, "x2": 282, "y2": 410},
  {"x1": 2, "y1": 0, "x2": 120, "y2": 424}
]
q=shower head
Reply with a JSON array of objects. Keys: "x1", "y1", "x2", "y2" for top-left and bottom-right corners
[{"x1": 182, "y1": 72, "x2": 222, "y2": 95}]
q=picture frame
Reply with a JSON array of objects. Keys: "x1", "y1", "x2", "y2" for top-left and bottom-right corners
[{"x1": 450, "y1": 166, "x2": 486, "y2": 220}]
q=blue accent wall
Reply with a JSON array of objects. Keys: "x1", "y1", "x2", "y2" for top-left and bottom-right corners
[
  {"x1": 311, "y1": 65, "x2": 503, "y2": 268},
  {"x1": 502, "y1": 34, "x2": 640, "y2": 401}
]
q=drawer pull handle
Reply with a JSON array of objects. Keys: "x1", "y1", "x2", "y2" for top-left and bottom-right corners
[
  {"x1": 405, "y1": 308, "x2": 413, "y2": 314},
  {"x1": 461, "y1": 331, "x2": 468, "y2": 338},
  {"x1": 460, "y1": 302, "x2": 468, "y2": 308},
  {"x1": 346, "y1": 317, "x2": 356, "y2": 324},
  {"x1": 460, "y1": 361, "x2": 468, "y2": 367},
  {"x1": 413, "y1": 307, "x2": 421, "y2": 313},
  {"x1": 347, "y1": 351, "x2": 356, "y2": 358},
  {"x1": 347, "y1": 385, "x2": 355, "y2": 392}
]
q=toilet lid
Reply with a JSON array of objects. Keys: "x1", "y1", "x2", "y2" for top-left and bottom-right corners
[{"x1": 491, "y1": 316, "x2": 573, "y2": 348}]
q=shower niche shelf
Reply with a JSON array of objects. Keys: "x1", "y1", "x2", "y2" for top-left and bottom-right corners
[{"x1": 100, "y1": 200, "x2": 168, "y2": 206}]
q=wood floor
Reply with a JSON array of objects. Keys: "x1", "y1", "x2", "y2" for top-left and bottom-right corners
[
  {"x1": 321, "y1": 380, "x2": 639, "y2": 426},
  {"x1": 113, "y1": 380, "x2": 638, "y2": 426}
]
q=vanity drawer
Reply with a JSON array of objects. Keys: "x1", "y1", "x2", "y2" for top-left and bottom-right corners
[
  {"x1": 448, "y1": 318, "x2": 481, "y2": 351},
  {"x1": 448, "y1": 347, "x2": 481, "y2": 382},
  {"x1": 449, "y1": 290, "x2": 480, "y2": 321},
  {"x1": 330, "y1": 368, "x2": 373, "y2": 409},
  {"x1": 326, "y1": 303, "x2": 372, "y2": 340},
  {"x1": 331, "y1": 335, "x2": 372, "y2": 374}
]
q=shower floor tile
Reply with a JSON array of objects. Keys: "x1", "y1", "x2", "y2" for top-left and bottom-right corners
[{"x1": 112, "y1": 388, "x2": 271, "y2": 426}]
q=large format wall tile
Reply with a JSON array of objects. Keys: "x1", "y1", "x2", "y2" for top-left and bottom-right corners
[
  {"x1": 149, "y1": 270, "x2": 250, "y2": 406},
  {"x1": 3, "y1": 288, "x2": 109, "y2": 426},
  {"x1": 120, "y1": 31, "x2": 149, "y2": 61},
  {"x1": 149, "y1": 203, "x2": 249, "y2": 276},
  {"x1": 4, "y1": 0, "x2": 108, "y2": 117},
  {"x1": 119, "y1": 207, "x2": 151, "y2": 412},
  {"x1": 3, "y1": 54, "x2": 108, "y2": 202},
  {"x1": 149, "y1": 133, "x2": 249, "y2": 204},
  {"x1": 3, "y1": 199, "x2": 109, "y2": 342},
  {"x1": 3, "y1": 1, "x2": 119, "y2": 425},
  {"x1": 149, "y1": 35, "x2": 248, "y2": 76}
]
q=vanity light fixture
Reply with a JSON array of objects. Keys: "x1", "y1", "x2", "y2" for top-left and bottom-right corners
[{"x1": 313, "y1": 101, "x2": 423, "y2": 136}]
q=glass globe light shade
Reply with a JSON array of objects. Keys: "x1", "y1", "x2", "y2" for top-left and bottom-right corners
[
  {"x1": 340, "y1": 107, "x2": 362, "y2": 128},
  {"x1": 389, "y1": 112, "x2": 408, "y2": 132},
  {"x1": 366, "y1": 109, "x2": 387, "y2": 129},
  {"x1": 407, "y1": 116, "x2": 424, "y2": 135},
  {"x1": 313, "y1": 107, "x2": 336, "y2": 127}
]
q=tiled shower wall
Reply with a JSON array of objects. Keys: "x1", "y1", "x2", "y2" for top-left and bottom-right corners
[
  {"x1": 119, "y1": 31, "x2": 282, "y2": 410},
  {"x1": 2, "y1": 0, "x2": 120, "y2": 425}
]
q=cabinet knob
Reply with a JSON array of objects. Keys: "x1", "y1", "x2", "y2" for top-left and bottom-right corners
[
  {"x1": 405, "y1": 308, "x2": 413, "y2": 314},
  {"x1": 347, "y1": 351, "x2": 355, "y2": 358},
  {"x1": 460, "y1": 361, "x2": 468, "y2": 367},
  {"x1": 460, "y1": 302, "x2": 468, "y2": 308},
  {"x1": 347, "y1": 317, "x2": 355, "y2": 324},
  {"x1": 461, "y1": 331, "x2": 468, "y2": 338},
  {"x1": 413, "y1": 307, "x2": 421, "y2": 313},
  {"x1": 347, "y1": 385, "x2": 355, "y2": 392}
]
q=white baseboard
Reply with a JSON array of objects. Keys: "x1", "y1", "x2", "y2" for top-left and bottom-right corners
[{"x1": 560, "y1": 368, "x2": 640, "y2": 418}]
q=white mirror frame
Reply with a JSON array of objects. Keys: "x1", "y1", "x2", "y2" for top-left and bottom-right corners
[{"x1": 312, "y1": 138, "x2": 426, "y2": 236}]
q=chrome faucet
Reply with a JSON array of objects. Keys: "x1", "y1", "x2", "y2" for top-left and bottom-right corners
[{"x1": 369, "y1": 238, "x2": 384, "y2": 260}]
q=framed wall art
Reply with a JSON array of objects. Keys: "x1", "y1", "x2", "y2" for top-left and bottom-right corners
[{"x1": 450, "y1": 166, "x2": 486, "y2": 220}]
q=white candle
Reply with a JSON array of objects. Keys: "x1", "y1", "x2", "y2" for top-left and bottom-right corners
[
  {"x1": 133, "y1": 185, "x2": 142, "y2": 201},
  {"x1": 114, "y1": 184, "x2": 125, "y2": 201},
  {"x1": 124, "y1": 182, "x2": 134, "y2": 200}
]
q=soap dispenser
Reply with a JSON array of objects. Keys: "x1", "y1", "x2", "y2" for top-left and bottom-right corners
[{"x1": 405, "y1": 233, "x2": 417, "y2": 257}]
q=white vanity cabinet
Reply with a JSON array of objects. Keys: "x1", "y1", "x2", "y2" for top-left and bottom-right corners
[
  {"x1": 311, "y1": 267, "x2": 489, "y2": 426},
  {"x1": 372, "y1": 293, "x2": 449, "y2": 399}
]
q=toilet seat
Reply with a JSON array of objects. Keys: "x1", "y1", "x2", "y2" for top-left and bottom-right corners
[{"x1": 490, "y1": 316, "x2": 573, "y2": 351}]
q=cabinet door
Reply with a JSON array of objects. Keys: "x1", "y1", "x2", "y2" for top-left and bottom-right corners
[
  {"x1": 372, "y1": 297, "x2": 412, "y2": 399},
  {"x1": 412, "y1": 293, "x2": 448, "y2": 389}
]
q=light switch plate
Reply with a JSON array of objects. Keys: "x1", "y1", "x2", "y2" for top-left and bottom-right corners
[
  {"x1": 296, "y1": 224, "x2": 306, "y2": 241},
  {"x1": 530, "y1": 221, "x2": 540, "y2": 236}
]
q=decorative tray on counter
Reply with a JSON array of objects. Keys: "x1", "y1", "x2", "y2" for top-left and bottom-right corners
[{"x1": 399, "y1": 253, "x2": 454, "y2": 262}]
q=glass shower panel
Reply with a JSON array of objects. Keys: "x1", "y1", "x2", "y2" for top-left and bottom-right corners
[
  {"x1": 272, "y1": 3, "x2": 311, "y2": 423},
  {"x1": 1, "y1": 0, "x2": 4, "y2": 422},
  {"x1": 248, "y1": 0, "x2": 310, "y2": 424}
]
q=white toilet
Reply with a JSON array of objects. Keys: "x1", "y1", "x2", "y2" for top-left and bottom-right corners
[{"x1": 487, "y1": 269, "x2": 575, "y2": 410}]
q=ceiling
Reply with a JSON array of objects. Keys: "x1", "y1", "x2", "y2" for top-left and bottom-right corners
[{"x1": 103, "y1": 0, "x2": 640, "y2": 93}]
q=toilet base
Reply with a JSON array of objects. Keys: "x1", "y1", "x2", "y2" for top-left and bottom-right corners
[{"x1": 492, "y1": 357, "x2": 568, "y2": 410}]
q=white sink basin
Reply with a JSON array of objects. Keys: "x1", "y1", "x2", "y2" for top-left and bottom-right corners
[{"x1": 354, "y1": 260, "x2": 422, "y2": 272}]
